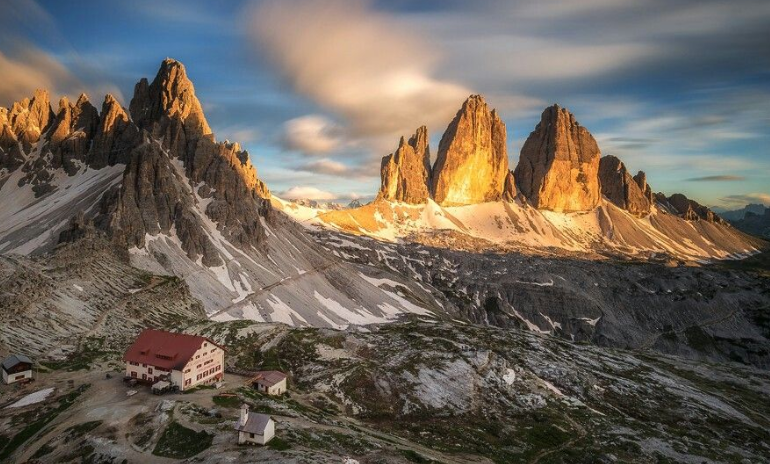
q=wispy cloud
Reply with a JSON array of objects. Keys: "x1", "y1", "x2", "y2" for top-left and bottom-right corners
[
  {"x1": 687, "y1": 175, "x2": 746, "y2": 182},
  {"x1": 248, "y1": 0, "x2": 471, "y2": 146},
  {"x1": 718, "y1": 193, "x2": 770, "y2": 208},
  {"x1": 282, "y1": 115, "x2": 342, "y2": 155}
]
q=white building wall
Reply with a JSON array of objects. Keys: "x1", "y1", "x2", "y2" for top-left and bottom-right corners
[
  {"x1": 238, "y1": 419, "x2": 275, "y2": 445},
  {"x1": 267, "y1": 378, "x2": 287, "y2": 395},
  {"x1": 2, "y1": 369, "x2": 32, "y2": 384},
  {"x1": 180, "y1": 342, "x2": 224, "y2": 391}
]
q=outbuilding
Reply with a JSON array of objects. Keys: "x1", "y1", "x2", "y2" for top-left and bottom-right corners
[
  {"x1": 251, "y1": 371, "x2": 287, "y2": 395},
  {"x1": 235, "y1": 405, "x2": 274, "y2": 445},
  {"x1": 2, "y1": 354, "x2": 33, "y2": 385}
]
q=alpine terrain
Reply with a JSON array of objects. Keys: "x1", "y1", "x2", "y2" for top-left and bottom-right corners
[{"x1": 1, "y1": 58, "x2": 768, "y2": 464}]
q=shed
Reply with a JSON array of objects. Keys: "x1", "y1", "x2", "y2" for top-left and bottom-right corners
[
  {"x1": 2, "y1": 354, "x2": 33, "y2": 385},
  {"x1": 235, "y1": 405, "x2": 274, "y2": 445},
  {"x1": 251, "y1": 371, "x2": 287, "y2": 395}
]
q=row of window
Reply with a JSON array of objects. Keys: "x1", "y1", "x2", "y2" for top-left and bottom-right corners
[{"x1": 195, "y1": 364, "x2": 221, "y2": 381}]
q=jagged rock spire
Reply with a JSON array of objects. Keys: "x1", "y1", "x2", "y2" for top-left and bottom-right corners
[
  {"x1": 129, "y1": 58, "x2": 212, "y2": 156},
  {"x1": 514, "y1": 104, "x2": 601, "y2": 212},
  {"x1": 598, "y1": 155, "x2": 651, "y2": 217},
  {"x1": 377, "y1": 126, "x2": 431, "y2": 203},
  {"x1": 430, "y1": 95, "x2": 508, "y2": 206}
]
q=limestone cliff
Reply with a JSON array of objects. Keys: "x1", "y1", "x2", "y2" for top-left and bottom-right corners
[
  {"x1": 599, "y1": 155, "x2": 651, "y2": 217},
  {"x1": 514, "y1": 105, "x2": 601, "y2": 212},
  {"x1": 430, "y1": 95, "x2": 508, "y2": 206},
  {"x1": 377, "y1": 126, "x2": 431, "y2": 203}
]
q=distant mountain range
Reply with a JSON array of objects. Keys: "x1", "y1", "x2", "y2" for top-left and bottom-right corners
[{"x1": 718, "y1": 204, "x2": 770, "y2": 238}]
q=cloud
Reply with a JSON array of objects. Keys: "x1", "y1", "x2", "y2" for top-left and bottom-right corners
[
  {"x1": 278, "y1": 186, "x2": 339, "y2": 201},
  {"x1": 718, "y1": 193, "x2": 770, "y2": 208},
  {"x1": 687, "y1": 175, "x2": 746, "y2": 182},
  {"x1": 248, "y1": 0, "x2": 472, "y2": 143},
  {"x1": 295, "y1": 158, "x2": 349, "y2": 176},
  {"x1": 282, "y1": 115, "x2": 342, "y2": 154}
]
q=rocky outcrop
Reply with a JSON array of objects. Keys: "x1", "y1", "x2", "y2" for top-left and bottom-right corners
[
  {"x1": 657, "y1": 193, "x2": 725, "y2": 224},
  {"x1": 430, "y1": 95, "x2": 508, "y2": 206},
  {"x1": 503, "y1": 171, "x2": 517, "y2": 202},
  {"x1": 633, "y1": 171, "x2": 654, "y2": 204},
  {"x1": 598, "y1": 155, "x2": 651, "y2": 217},
  {"x1": 377, "y1": 126, "x2": 431, "y2": 203},
  {"x1": 129, "y1": 58, "x2": 211, "y2": 158},
  {"x1": 47, "y1": 95, "x2": 101, "y2": 174},
  {"x1": 88, "y1": 94, "x2": 141, "y2": 168},
  {"x1": 514, "y1": 104, "x2": 601, "y2": 212}
]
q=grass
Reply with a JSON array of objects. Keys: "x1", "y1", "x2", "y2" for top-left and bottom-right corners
[
  {"x1": 31, "y1": 441, "x2": 56, "y2": 459},
  {"x1": 65, "y1": 420, "x2": 102, "y2": 438},
  {"x1": 400, "y1": 449, "x2": 434, "y2": 463},
  {"x1": 267, "y1": 437, "x2": 291, "y2": 451},
  {"x1": 212, "y1": 394, "x2": 241, "y2": 408},
  {"x1": 152, "y1": 421, "x2": 213, "y2": 459},
  {"x1": 0, "y1": 384, "x2": 90, "y2": 461}
]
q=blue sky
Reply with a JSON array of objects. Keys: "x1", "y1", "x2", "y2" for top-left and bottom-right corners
[{"x1": 1, "y1": 0, "x2": 768, "y2": 208}]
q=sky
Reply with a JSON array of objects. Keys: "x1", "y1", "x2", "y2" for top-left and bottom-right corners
[{"x1": 1, "y1": 0, "x2": 768, "y2": 209}]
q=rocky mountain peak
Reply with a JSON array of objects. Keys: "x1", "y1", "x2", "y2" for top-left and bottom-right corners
[
  {"x1": 378, "y1": 125, "x2": 431, "y2": 203},
  {"x1": 430, "y1": 94, "x2": 508, "y2": 206},
  {"x1": 129, "y1": 58, "x2": 211, "y2": 155},
  {"x1": 88, "y1": 94, "x2": 140, "y2": 168},
  {"x1": 598, "y1": 155, "x2": 651, "y2": 217},
  {"x1": 514, "y1": 104, "x2": 601, "y2": 212}
]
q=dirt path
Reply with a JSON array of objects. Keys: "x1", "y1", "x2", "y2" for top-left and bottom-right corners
[
  {"x1": 75, "y1": 276, "x2": 169, "y2": 350},
  {"x1": 207, "y1": 260, "x2": 340, "y2": 319},
  {"x1": 529, "y1": 413, "x2": 587, "y2": 464}
]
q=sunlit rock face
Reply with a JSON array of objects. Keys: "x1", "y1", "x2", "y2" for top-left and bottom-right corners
[
  {"x1": 514, "y1": 104, "x2": 601, "y2": 212},
  {"x1": 599, "y1": 155, "x2": 651, "y2": 217},
  {"x1": 378, "y1": 125, "x2": 431, "y2": 203},
  {"x1": 430, "y1": 95, "x2": 508, "y2": 206}
]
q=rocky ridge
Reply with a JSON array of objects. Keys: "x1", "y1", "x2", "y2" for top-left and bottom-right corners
[
  {"x1": 599, "y1": 155, "x2": 651, "y2": 217},
  {"x1": 0, "y1": 59, "x2": 441, "y2": 326}
]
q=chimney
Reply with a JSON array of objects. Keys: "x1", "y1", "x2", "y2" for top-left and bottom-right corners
[{"x1": 240, "y1": 404, "x2": 249, "y2": 426}]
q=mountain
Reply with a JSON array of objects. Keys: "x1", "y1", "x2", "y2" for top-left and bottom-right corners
[
  {"x1": 731, "y1": 207, "x2": 770, "y2": 239},
  {"x1": 377, "y1": 125, "x2": 431, "y2": 203},
  {"x1": 0, "y1": 59, "x2": 443, "y2": 328},
  {"x1": 431, "y1": 95, "x2": 509, "y2": 205},
  {"x1": 719, "y1": 203, "x2": 767, "y2": 221},
  {"x1": 514, "y1": 104, "x2": 601, "y2": 212},
  {"x1": 309, "y1": 100, "x2": 761, "y2": 262}
]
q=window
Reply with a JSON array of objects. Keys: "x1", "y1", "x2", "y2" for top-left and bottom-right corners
[
  {"x1": 148, "y1": 367, "x2": 153, "y2": 374},
  {"x1": 250, "y1": 433, "x2": 255, "y2": 439},
  {"x1": 142, "y1": 374, "x2": 147, "y2": 380},
  {"x1": 131, "y1": 371, "x2": 137, "y2": 378}
]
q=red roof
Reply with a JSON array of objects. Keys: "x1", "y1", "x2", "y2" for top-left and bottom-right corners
[
  {"x1": 253, "y1": 370, "x2": 287, "y2": 387},
  {"x1": 123, "y1": 328, "x2": 223, "y2": 371}
]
